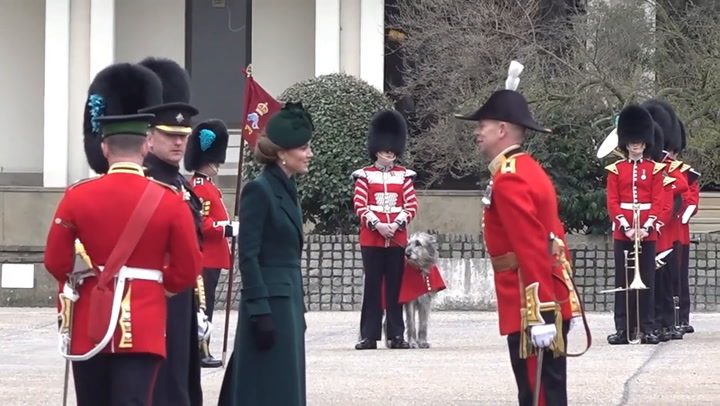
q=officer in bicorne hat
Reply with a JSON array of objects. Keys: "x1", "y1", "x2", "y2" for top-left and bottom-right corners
[
  {"x1": 184, "y1": 119, "x2": 238, "y2": 366},
  {"x1": 136, "y1": 56, "x2": 212, "y2": 405},
  {"x1": 454, "y1": 61, "x2": 585, "y2": 406},
  {"x1": 44, "y1": 62, "x2": 203, "y2": 406}
]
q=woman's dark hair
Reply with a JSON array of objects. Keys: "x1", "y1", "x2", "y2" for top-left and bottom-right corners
[{"x1": 253, "y1": 132, "x2": 283, "y2": 165}]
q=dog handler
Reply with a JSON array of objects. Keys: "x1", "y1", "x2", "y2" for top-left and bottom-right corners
[
  {"x1": 352, "y1": 109, "x2": 418, "y2": 350},
  {"x1": 454, "y1": 61, "x2": 586, "y2": 406}
]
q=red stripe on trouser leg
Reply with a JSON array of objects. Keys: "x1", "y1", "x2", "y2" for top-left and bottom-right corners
[{"x1": 526, "y1": 354, "x2": 546, "y2": 406}]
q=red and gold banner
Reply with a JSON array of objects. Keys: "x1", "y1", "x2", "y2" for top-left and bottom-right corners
[{"x1": 241, "y1": 66, "x2": 281, "y2": 150}]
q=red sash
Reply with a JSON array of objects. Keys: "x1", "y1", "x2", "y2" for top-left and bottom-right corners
[{"x1": 87, "y1": 182, "x2": 165, "y2": 344}]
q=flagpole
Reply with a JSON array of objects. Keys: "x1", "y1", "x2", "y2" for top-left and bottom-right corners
[{"x1": 222, "y1": 64, "x2": 252, "y2": 367}]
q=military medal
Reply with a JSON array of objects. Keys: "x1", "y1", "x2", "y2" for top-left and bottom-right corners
[
  {"x1": 481, "y1": 180, "x2": 493, "y2": 207},
  {"x1": 641, "y1": 169, "x2": 647, "y2": 180}
]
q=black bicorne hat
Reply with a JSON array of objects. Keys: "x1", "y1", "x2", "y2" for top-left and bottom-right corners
[
  {"x1": 454, "y1": 89, "x2": 552, "y2": 134},
  {"x1": 616, "y1": 104, "x2": 655, "y2": 155},
  {"x1": 184, "y1": 119, "x2": 230, "y2": 172},
  {"x1": 136, "y1": 57, "x2": 199, "y2": 135},
  {"x1": 367, "y1": 109, "x2": 407, "y2": 160},
  {"x1": 82, "y1": 63, "x2": 163, "y2": 174}
]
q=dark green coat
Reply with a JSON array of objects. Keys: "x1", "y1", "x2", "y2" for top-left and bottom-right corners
[{"x1": 223, "y1": 164, "x2": 306, "y2": 406}]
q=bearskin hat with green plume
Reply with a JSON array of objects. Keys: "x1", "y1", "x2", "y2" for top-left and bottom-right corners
[{"x1": 83, "y1": 63, "x2": 163, "y2": 174}]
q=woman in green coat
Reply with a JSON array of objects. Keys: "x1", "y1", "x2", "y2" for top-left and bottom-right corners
[{"x1": 218, "y1": 102, "x2": 314, "y2": 406}]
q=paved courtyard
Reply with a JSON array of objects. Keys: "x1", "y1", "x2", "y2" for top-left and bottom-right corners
[{"x1": 1, "y1": 308, "x2": 718, "y2": 405}]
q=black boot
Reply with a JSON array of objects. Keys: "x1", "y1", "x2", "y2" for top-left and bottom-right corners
[
  {"x1": 670, "y1": 327, "x2": 684, "y2": 340},
  {"x1": 200, "y1": 344, "x2": 223, "y2": 368},
  {"x1": 641, "y1": 331, "x2": 660, "y2": 345},
  {"x1": 680, "y1": 322, "x2": 694, "y2": 334},
  {"x1": 355, "y1": 338, "x2": 377, "y2": 350},
  {"x1": 388, "y1": 336, "x2": 410, "y2": 349},
  {"x1": 607, "y1": 330, "x2": 628, "y2": 345}
]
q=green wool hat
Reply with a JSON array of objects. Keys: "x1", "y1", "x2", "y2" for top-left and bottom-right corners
[{"x1": 265, "y1": 102, "x2": 314, "y2": 149}]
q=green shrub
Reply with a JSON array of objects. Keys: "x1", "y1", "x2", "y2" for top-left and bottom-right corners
[{"x1": 243, "y1": 73, "x2": 393, "y2": 234}]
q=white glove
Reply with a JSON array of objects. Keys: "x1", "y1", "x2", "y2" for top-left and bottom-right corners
[
  {"x1": 197, "y1": 309, "x2": 213, "y2": 341},
  {"x1": 570, "y1": 316, "x2": 582, "y2": 332},
  {"x1": 530, "y1": 323, "x2": 557, "y2": 348},
  {"x1": 228, "y1": 221, "x2": 239, "y2": 237}
]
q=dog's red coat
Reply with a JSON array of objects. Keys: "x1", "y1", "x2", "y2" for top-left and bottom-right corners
[{"x1": 379, "y1": 263, "x2": 446, "y2": 309}]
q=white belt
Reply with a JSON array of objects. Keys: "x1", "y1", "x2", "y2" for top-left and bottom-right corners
[
  {"x1": 368, "y1": 205, "x2": 402, "y2": 214},
  {"x1": 620, "y1": 203, "x2": 651, "y2": 211}
]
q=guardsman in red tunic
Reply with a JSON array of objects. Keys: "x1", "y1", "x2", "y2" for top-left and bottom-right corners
[
  {"x1": 454, "y1": 61, "x2": 587, "y2": 406},
  {"x1": 353, "y1": 109, "x2": 418, "y2": 350},
  {"x1": 605, "y1": 104, "x2": 665, "y2": 345},
  {"x1": 44, "y1": 62, "x2": 202, "y2": 406},
  {"x1": 184, "y1": 119, "x2": 237, "y2": 368},
  {"x1": 677, "y1": 119, "x2": 700, "y2": 333}
]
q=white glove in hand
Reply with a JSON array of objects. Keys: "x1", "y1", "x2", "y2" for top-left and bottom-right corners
[
  {"x1": 229, "y1": 221, "x2": 239, "y2": 237},
  {"x1": 197, "y1": 310, "x2": 213, "y2": 341},
  {"x1": 530, "y1": 323, "x2": 557, "y2": 348}
]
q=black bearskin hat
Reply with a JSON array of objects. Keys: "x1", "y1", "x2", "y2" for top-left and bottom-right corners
[
  {"x1": 643, "y1": 99, "x2": 682, "y2": 153},
  {"x1": 616, "y1": 104, "x2": 655, "y2": 155},
  {"x1": 367, "y1": 109, "x2": 407, "y2": 160},
  {"x1": 83, "y1": 63, "x2": 163, "y2": 174},
  {"x1": 649, "y1": 122, "x2": 665, "y2": 162},
  {"x1": 184, "y1": 119, "x2": 230, "y2": 172},
  {"x1": 137, "y1": 57, "x2": 198, "y2": 134},
  {"x1": 679, "y1": 119, "x2": 687, "y2": 151}
]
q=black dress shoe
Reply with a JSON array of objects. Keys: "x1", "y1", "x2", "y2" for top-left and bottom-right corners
[
  {"x1": 201, "y1": 355, "x2": 223, "y2": 368},
  {"x1": 388, "y1": 336, "x2": 410, "y2": 349},
  {"x1": 680, "y1": 322, "x2": 694, "y2": 334},
  {"x1": 670, "y1": 327, "x2": 684, "y2": 340},
  {"x1": 641, "y1": 332, "x2": 660, "y2": 344},
  {"x1": 657, "y1": 328, "x2": 671, "y2": 342},
  {"x1": 355, "y1": 338, "x2": 377, "y2": 350},
  {"x1": 607, "y1": 330, "x2": 628, "y2": 345}
]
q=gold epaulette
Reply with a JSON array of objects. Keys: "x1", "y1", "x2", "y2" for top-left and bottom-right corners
[
  {"x1": 680, "y1": 163, "x2": 691, "y2": 173},
  {"x1": 669, "y1": 160, "x2": 682, "y2": 172},
  {"x1": 500, "y1": 157, "x2": 517, "y2": 174},
  {"x1": 663, "y1": 176, "x2": 677, "y2": 187},
  {"x1": 147, "y1": 177, "x2": 178, "y2": 193},
  {"x1": 68, "y1": 175, "x2": 102, "y2": 190},
  {"x1": 653, "y1": 162, "x2": 666, "y2": 175},
  {"x1": 605, "y1": 161, "x2": 620, "y2": 175}
]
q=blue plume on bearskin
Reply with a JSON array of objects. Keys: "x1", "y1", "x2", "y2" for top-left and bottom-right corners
[
  {"x1": 82, "y1": 63, "x2": 163, "y2": 174},
  {"x1": 184, "y1": 119, "x2": 230, "y2": 172}
]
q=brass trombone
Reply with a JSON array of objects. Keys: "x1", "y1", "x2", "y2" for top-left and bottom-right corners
[{"x1": 600, "y1": 205, "x2": 649, "y2": 344}]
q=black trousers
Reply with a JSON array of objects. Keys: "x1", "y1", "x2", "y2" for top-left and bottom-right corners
[
  {"x1": 679, "y1": 243, "x2": 691, "y2": 323},
  {"x1": 654, "y1": 251, "x2": 675, "y2": 329},
  {"x1": 72, "y1": 353, "x2": 162, "y2": 406},
  {"x1": 613, "y1": 239, "x2": 656, "y2": 334},
  {"x1": 202, "y1": 268, "x2": 221, "y2": 323},
  {"x1": 508, "y1": 321, "x2": 570, "y2": 406},
  {"x1": 152, "y1": 288, "x2": 203, "y2": 406},
  {"x1": 359, "y1": 246, "x2": 405, "y2": 340}
]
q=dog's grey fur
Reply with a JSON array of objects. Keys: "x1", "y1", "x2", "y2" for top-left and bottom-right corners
[{"x1": 400, "y1": 231, "x2": 440, "y2": 349}]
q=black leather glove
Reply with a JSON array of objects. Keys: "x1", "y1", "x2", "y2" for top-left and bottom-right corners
[{"x1": 249, "y1": 314, "x2": 275, "y2": 351}]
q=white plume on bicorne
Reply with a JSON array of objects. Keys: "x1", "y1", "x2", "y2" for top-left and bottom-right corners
[{"x1": 505, "y1": 60, "x2": 524, "y2": 91}]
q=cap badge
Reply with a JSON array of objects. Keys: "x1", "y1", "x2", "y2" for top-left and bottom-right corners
[{"x1": 176, "y1": 113, "x2": 184, "y2": 123}]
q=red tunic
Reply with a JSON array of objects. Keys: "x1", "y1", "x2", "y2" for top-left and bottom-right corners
[
  {"x1": 656, "y1": 175, "x2": 677, "y2": 253},
  {"x1": 679, "y1": 163, "x2": 700, "y2": 245},
  {"x1": 398, "y1": 263, "x2": 447, "y2": 304},
  {"x1": 352, "y1": 164, "x2": 419, "y2": 247},
  {"x1": 482, "y1": 147, "x2": 578, "y2": 338},
  {"x1": 662, "y1": 159, "x2": 689, "y2": 244},
  {"x1": 189, "y1": 173, "x2": 232, "y2": 269},
  {"x1": 605, "y1": 158, "x2": 665, "y2": 241},
  {"x1": 44, "y1": 163, "x2": 202, "y2": 358}
]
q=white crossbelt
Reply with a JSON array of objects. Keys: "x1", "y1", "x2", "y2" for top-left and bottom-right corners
[
  {"x1": 620, "y1": 203, "x2": 651, "y2": 211},
  {"x1": 367, "y1": 205, "x2": 402, "y2": 214}
]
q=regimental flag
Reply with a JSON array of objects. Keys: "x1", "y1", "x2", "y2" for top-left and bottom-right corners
[{"x1": 241, "y1": 66, "x2": 281, "y2": 150}]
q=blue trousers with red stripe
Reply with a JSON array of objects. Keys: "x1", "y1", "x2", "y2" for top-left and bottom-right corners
[{"x1": 507, "y1": 320, "x2": 570, "y2": 406}]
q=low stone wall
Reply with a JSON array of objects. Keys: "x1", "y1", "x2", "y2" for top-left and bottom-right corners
[
  {"x1": 2, "y1": 233, "x2": 718, "y2": 311},
  {"x1": 213, "y1": 232, "x2": 720, "y2": 313}
]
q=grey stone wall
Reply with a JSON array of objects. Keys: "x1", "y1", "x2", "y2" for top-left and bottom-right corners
[{"x1": 213, "y1": 232, "x2": 720, "y2": 313}]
